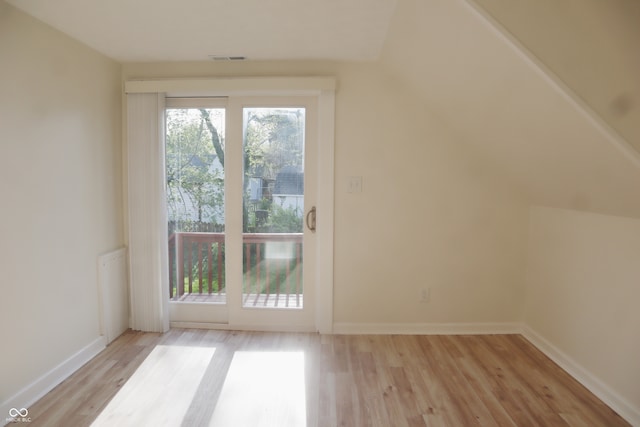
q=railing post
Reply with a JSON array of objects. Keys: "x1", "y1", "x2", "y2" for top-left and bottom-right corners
[
  {"x1": 255, "y1": 243, "x2": 261, "y2": 305},
  {"x1": 176, "y1": 233, "x2": 184, "y2": 299},
  {"x1": 245, "y1": 238, "x2": 253, "y2": 305},
  {"x1": 207, "y1": 244, "x2": 213, "y2": 294},
  {"x1": 197, "y1": 242, "x2": 203, "y2": 295},
  {"x1": 187, "y1": 237, "x2": 193, "y2": 294},
  {"x1": 168, "y1": 234, "x2": 175, "y2": 299},
  {"x1": 217, "y1": 241, "x2": 223, "y2": 296},
  {"x1": 296, "y1": 241, "x2": 302, "y2": 307}
]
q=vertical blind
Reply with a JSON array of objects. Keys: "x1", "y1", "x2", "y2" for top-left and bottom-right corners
[{"x1": 126, "y1": 93, "x2": 169, "y2": 332}]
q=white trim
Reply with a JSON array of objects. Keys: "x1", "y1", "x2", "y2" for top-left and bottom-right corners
[
  {"x1": 169, "y1": 301, "x2": 229, "y2": 325},
  {"x1": 165, "y1": 97, "x2": 228, "y2": 108},
  {"x1": 125, "y1": 77, "x2": 336, "y2": 97},
  {"x1": 170, "y1": 321, "x2": 315, "y2": 333},
  {"x1": 126, "y1": 78, "x2": 335, "y2": 334},
  {"x1": 222, "y1": 96, "x2": 320, "y2": 331},
  {"x1": 463, "y1": 0, "x2": 640, "y2": 170},
  {"x1": 522, "y1": 325, "x2": 640, "y2": 426},
  {"x1": 332, "y1": 322, "x2": 523, "y2": 335},
  {"x1": 170, "y1": 321, "x2": 229, "y2": 330},
  {"x1": 1, "y1": 337, "x2": 106, "y2": 426},
  {"x1": 315, "y1": 90, "x2": 335, "y2": 334}
]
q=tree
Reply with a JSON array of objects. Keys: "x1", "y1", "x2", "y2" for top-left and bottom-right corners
[
  {"x1": 244, "y1": 108, "x2": 304, "y2": 180},
  {"x1": 165, "y1": 106, "x2": 305, "y2": 233},
  {"x1": 243, "y1": 108, "x2": 306, "y2": 233},
  {"x1": 200, "y1": 109, "x2": 224, "y2": 167},
  {"x1": 165, "y1": 108, "x2": 225, "y2": 229}
]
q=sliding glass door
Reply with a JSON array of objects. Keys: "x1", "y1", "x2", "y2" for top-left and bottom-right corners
[
  {"x1": 241, "y1": 107, "x2": 306, "y2": 309},
  {"x1": 166, "y1": 97, "x2": 317, "y2": 330}
]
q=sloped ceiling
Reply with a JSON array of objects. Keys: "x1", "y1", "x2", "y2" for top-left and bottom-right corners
[
  {"x1": 474, "y1": 0, "x2": 640, "y2": 155},
  {"x1": 381, "y1": 0, "x2": 640, "y2": 218},
  {"x1": 4, "y1": 0, "x2": 398, "y2": 61}
]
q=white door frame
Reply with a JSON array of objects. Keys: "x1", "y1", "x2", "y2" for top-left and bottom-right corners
[
  {"x1": 225, "y1": 96, "x2": 318, "y2": 332},
  {"x1": 125, "y1": 77, "x2": 335, "y2": 334},
  {"x1": 164, "y1": 97, "x2": 229, "y2": 326}
]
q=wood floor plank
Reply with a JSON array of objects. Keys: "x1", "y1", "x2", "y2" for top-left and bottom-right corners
[
  {"x1": 467, "y1": 334, "x2": 566, "y2": 426},
  {"x1": 501, "y1": 335, "x2": 630, "y2": 427},
  {"x1": 415, "y1": 338, "x2": 474, "y2": 426},
  {"x1": 428, "y1": 335, "x2": 499, "y2": 425},
  {"x1": 20, "y1": 331, "x2": 630, "y2": 427},
  {"x1": 442, "y1": 336, "x2": 517, "y2": 426}
]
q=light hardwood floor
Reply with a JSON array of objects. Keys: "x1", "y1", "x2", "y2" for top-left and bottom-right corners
[{"x1": 24, "y1": 329, "x2": 629, "y2": 426}]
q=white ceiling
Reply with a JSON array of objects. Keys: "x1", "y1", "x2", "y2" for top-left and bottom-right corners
[{"x1": 6, "y1": 0, "x2": 398, "y2": 62}]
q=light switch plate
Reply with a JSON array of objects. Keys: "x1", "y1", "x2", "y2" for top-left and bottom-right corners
[{"x1": 348, "y1": 176, "x2": 363, "y2": 193}]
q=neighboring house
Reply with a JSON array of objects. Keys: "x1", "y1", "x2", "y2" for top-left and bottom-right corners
[
  {"x1": 272, "y1": 166, "x2": 304, "y2": 216},
  {"x1": 248, "y1": 166, "x2": 304, "y2": 216}
]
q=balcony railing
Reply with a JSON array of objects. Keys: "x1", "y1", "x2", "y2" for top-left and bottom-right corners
[{"x1": 168, "y1": 232, "x2": 303, "y2": 308}]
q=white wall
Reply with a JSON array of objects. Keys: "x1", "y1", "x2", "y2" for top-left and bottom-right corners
[
  {"x1": 332, "y1": 66, "x2": 529, "y2": 325},
  {"x1": 0, "y1": 2, "x2": 123, "y2": 407},
  {"x1": 123, "y1": 60, "x2": 530, "y2": 327},
  {"x1": 526, "y1": 206, "x2": 640, "y2": 418}
]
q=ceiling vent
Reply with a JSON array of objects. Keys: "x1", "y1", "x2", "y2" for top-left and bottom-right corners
[{"x1": 209, "y1": 55, "x2": 246, "y2": 61}]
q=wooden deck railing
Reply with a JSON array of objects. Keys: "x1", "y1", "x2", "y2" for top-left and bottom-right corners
[
  {"x1": 242, "y1": 233, "x2": 304, "y2": 308},
  {"x1": 168, "y1": 232, "x2": 225, "y2": 299},
  {"x1": 168, "y1": 232, "x2": 303, "y2": 306}
]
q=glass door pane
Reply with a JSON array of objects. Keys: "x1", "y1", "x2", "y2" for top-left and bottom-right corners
[
  {"x1": 166, "y1": 107, "x2": 226, "y2": 303},
  {"x1": 242, "y1": 107, "x2": 305, "y2": 309}
]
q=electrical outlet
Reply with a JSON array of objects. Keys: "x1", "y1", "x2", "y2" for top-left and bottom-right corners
[{"x1": 420, "y1": 287, "x2": 430, "y2": 303}]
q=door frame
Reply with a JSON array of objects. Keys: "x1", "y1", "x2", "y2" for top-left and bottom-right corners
[
  {"x1": 126, "y1": 77, "x2": 335, "y2": 333},
  {"x1": 164, "y1": 97, "x2": 229, "y2": 326},
  {"x1": 225, "y1": 96, "x2": 318, "y2": 331}
]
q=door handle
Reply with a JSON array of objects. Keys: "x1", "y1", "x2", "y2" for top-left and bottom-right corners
[{"x1": 306, "y1": 206, "x2": 316, "y2": 232}]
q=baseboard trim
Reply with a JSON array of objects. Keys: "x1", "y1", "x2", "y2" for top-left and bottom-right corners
[
  {"x1": 170, "y1": 321, "x2": 230, "y2": 330},
  {"x1": 170, "y1": 321, "x2": 315, "y2": 333},
  {"x1": 332, "y1": 322, "x2": 523, "y2": 335},
  {"x1": 521, "y1": 325, "x2": 640, "y2": 426},
  {"x1": 1, "y1": 336, "x2": 106, "y2": 426}
]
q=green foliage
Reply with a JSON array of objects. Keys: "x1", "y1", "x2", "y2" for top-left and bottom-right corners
[
  {"x1": 245, "y1": 199, "x2": 303, "y2": 233},
  {"x1": 165, "y1": 108, "x2": 225, "y2": 227},
  {"x1": 170, "y1": 241, "x2": 226, "y2": 298},
  {"x1": 267, "y1": 204, "x2": 303, "y2": 233},
  {"x1": 244, "y1": 108, "x2": 305, "y2": 180},
  {"x1": 242, "y1": 108, "x2": 306, "y2": 233},
  {"x1": 167, "y1": 107, "x2": 308, "y2": 301},
  {"x1": 165, "y1": 107, "x2": 305, "y2": 233}
]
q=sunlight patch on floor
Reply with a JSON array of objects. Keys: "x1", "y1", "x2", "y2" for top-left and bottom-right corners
[
  {"x1": 91, "y1": 345, "x2": 215, "y2": 427},
  {"x1": 208, "y1": 351, "x2": 306, "y2": 427}
]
